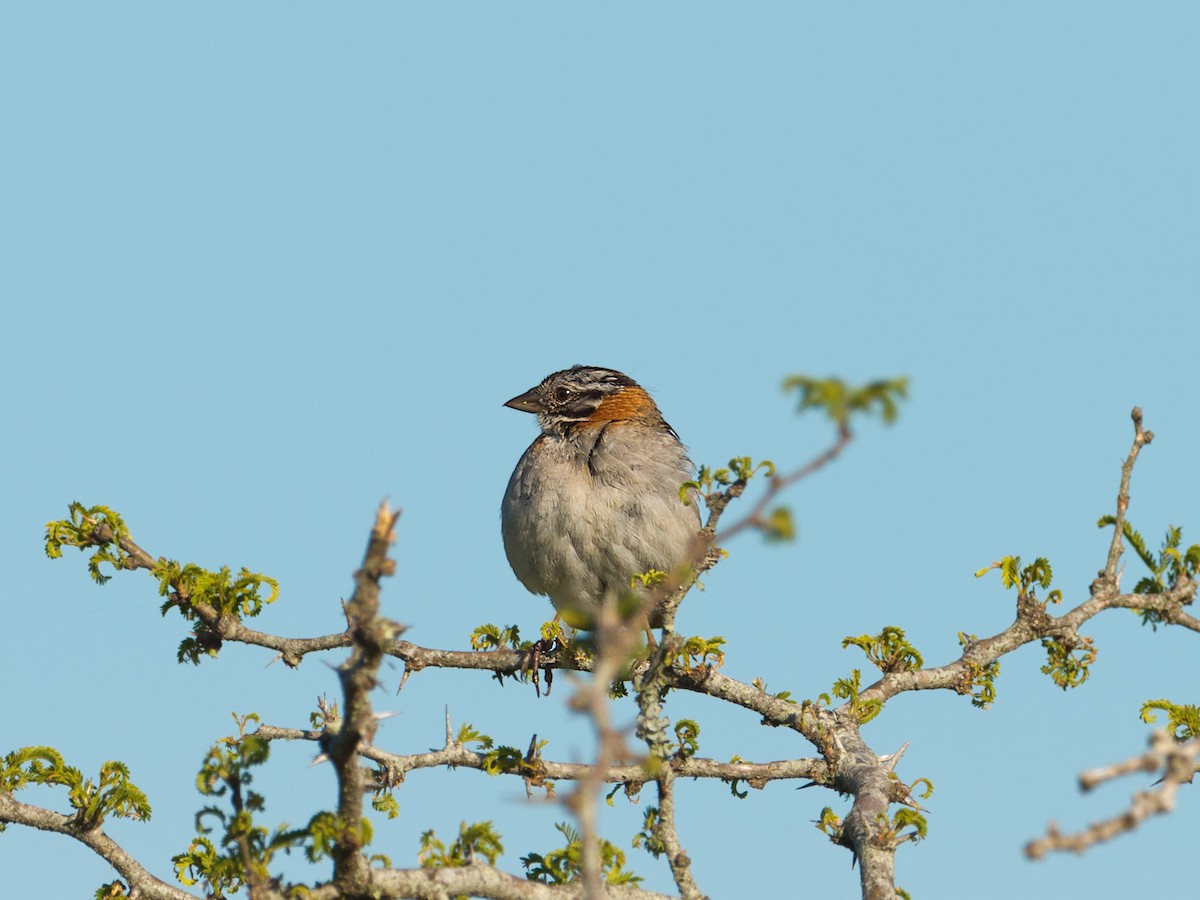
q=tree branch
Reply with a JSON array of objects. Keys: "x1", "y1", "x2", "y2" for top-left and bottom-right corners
[
  {"x1": 0, "y1": 792, "x2": 194, "y2": 900},
  {"x1": 328, "y1": 502, "x2": 403, "y2": 892},
  {"x1": 633, "y1": 637, "x2": 702, "y2": 900},
  {"x1": 257, "y1": 723, "x2": 827, "y2": 792},
  {"x1": 1093, "y1": 407, "x2": 1154, "y2": 596},
  {"x1": 85, "y1": 520, "x2": 355, "y2": 667},
  {"x1": 717, "y1": 423, "x2": 852, "y2": 543},
  {"x1": 857, "y1": 407, "x2": 1196, "y2": 708},
  {"x1": 34, "y1": 402, "x2": 1190, "y2": 900},
  {"x1": 1025, "y1": 730, "x2": 1199, "y2": 859},
  {"x1": 304, "y1": 867, "x2": 677, "y2": 900},
  {"x1": 835, "y1": 721, "x2": 900, "y2": 900},
  {"x1": 652, "y1": 770, "x2": 699, "y2": 900}
]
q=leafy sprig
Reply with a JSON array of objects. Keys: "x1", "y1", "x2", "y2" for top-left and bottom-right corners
[
  {"x1": 666, "y1": 635, "x2": 726, "y2": 675},
  {"x1": 0, "y1": 746, "x2": 151, "y2": 827},
  {"x1": 418, "y1": 820, "x2": 504, "y2": 867},
  {"x1": 831, "y1": 669, "x2": 883, "y2": 724},
  {"x1": 154, "y1": 562, "x2": 279, "y2": 619},
  {"x1": 957, "y1": 632, "x2": 1000, "y2": 709},
  {"x1": 44, "y1": 503, "x2": 135, "y2": 585},
  {"x1": 843, "y1": 626, "x2": 924, "y2": 674},
  {"x1": 469, "y1": 623, "x2": 524, "y2": 652},
  {"x1": 673, "y1": 720, "x2": 700, "y2": 760},
  {"x1": 783, "y1": 375, "x2": 909, "y2": 427},
  {"x1": 173, "y1": 714, "x2": 317, "y2": 896},
  {"x1": 521, "y1": 822, "x2": 642, "y2": 886},
  {"x1": 45, "y1": 503, "x2": 280, "y2": 665},
  {"x1": 1040, "y1": 633, "x2": 1097, "y2": 690},
  {"x1": 974, "y1": 555, "x2": 1062, "y2": 605},
  {"x1": 633, "y1": 807, "x2": 667, "y2": 858},
  {"x1": 1140, "y1": 699, "x2": 1200, "y2": 742},
  {"x1": 1098, "y1": 518, "x2": 1200, "y2": 626},
  {"x1": 680, "y1": 457, "x2": 775, "y2": 503}
]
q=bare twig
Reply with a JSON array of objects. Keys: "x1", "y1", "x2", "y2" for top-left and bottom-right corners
[
  {"x1": 1093, "y1": 407, "x2": 1155, "y2": 596},
  {"x1": 1025, "y1": 730, "x2": 1200, "y2": 859},
  {"x1": 716, "y1": 423, "x2": 851, "y2": 543}
]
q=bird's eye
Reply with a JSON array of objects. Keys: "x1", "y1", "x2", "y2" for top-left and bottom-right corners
[{"x1": 553, "y1": 386, "x2": 573, "y2": 403}]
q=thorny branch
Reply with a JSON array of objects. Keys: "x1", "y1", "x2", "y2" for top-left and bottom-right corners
[
  {"x1": 857, "y1": 408, "x2": 1196, "y2": 709},
  {"x1": 328, "y1": 501, "x2": 403, "y2": 892},
  {"x1": 257, "y1": 726, "x2": 829, "y2": 796},
  {"x1": 34, "y1": 434, "x2": 923, "y2": 900},
  {"x1": 20, "y1": 406, "x2": 1197, "y2": 900}
]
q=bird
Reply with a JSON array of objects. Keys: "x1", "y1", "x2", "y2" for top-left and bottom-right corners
[{"x1": 500, "y1": 365, "x2": 704, "y2": 631}]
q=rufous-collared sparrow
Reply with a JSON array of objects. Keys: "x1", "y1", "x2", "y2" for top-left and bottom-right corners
[{"x1": 501, "y1": 365, "x2": 703, "y2": 630}]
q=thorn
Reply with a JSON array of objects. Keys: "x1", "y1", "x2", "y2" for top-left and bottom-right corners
[{"x1": 880, "y1": 741, "x2": 909, "y2": 771}]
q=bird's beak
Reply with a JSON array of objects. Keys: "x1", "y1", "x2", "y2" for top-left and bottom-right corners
[{"x1": 503, "y1": 388, "x2": 542, "y2": 414}]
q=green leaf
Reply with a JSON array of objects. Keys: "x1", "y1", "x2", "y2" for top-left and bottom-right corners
[
  {"x1": 666, "y1": 635, "x2": 726, "y2": 673},
  {"x1": 831, "y1": 669, "x2": 884, "y2": 723},
  {"x1": 1000, "y1": 556, "x2": 1021, "y2": 590},
  {"x1": 419, "y1": 821, "x2": 504, "y2": 867},
  {"x1": 0, "y1": 747, "x2": 151, "y2": 826},
  {"x1": 763, "y1": 506, "x2": 795, "y2": 542},
  {"x1": 815, "y1": 807, "x2": 844, "y2": 842},
  {"x1": 44, "y1": 503, "x2": 135, "y2": 585},
  {"x1": 783, "y1": 375, "x2": 909, "y2": 428},
  {"x1": 633, "y1": 807, "x2": 667, "y2": 858},
  {"x1": 1140, "y1": 699, "x2": 1200, "y2": 741},
  {"x1": 455, "y1": 723, "x2": 493, "y2": 749},
  {"x1": 524, "y1": 822, "x2": 642, "y2": 885},
  {"x1": 842, "y1": 626, "x2": 924, "y2": 673},
  {"x1": 480, "y1": 746, "x2": 525, "y2": 776},
  {"x1": 673, "y1": 720, "x2": 700, "y2": 760},
  {"x1": 1040, "y1": 636, "x2": 1097, "y2": 690},
  {"x1": 957, "y1": 633, "x2": 1000, "y2": 709},
  {"x1": 890, "y1": 808, "x2": 928, "y2": 842},
  {"x1": 469, "y1": 623, "x2": 523, "y2": 651}
]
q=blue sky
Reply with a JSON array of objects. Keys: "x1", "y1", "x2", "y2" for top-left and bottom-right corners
[{"x1": 3, "y1": 4, "x2": 1197, "y2": 898}]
